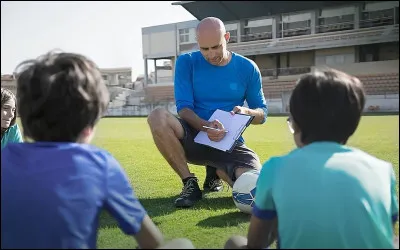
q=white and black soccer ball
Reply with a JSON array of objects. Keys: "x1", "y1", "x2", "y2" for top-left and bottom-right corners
[{"x1": 232, "y1": 170, "x2": 260, "y2": 214}]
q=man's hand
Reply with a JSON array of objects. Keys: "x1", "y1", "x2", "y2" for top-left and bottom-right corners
[
  {"x1": 231, "y1": 106, "x2": 266, "y2": 125},
  {"x1": 230, "y1": 106, "x2": 249, "y2": 115},
  {"x1": 206, "y1": 119, "x2": 226, "y2": 142}
]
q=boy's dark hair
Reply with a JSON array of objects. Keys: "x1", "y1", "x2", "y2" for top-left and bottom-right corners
[
  {"x1": 289, "y1": 69, "x2": 365, "y2": 145},
  {"x1": 15, "y1": 51, "x2": 109, "y2": 142},
  {"x1": 1, "y1": 87, "x2": 18, "y2": 128}
]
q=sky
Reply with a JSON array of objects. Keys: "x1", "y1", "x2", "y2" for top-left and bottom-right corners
[{"x1": 1, "y1": 1, "x2": 195, "y2": 79}]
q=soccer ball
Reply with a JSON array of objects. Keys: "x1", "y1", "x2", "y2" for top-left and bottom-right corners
[{"x1": 232, "y1": 170, "x2": 260, "y2": 214}]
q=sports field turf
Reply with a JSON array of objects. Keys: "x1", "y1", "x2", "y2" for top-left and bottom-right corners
[{"x1": 87, "y1": 115, "x2": 399, "y2": 249}]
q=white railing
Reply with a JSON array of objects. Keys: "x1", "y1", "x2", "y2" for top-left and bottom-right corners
[
  {"x1": 105, "y1": 102, "x2": 177, "y2": 117},
  {"x1": 227, "y1": 25, "x2": 398, "y2": 55},
  {"x1": 228, "y1": 18, "x2": 398, "y2": 48}
]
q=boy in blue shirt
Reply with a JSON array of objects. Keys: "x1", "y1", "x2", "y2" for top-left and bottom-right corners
[
  {"x1": 1, "y1": 51, "x2": 194, "y2": 249},
  {"x1": 224, "y1": 69, "x2": 399, "y2": 249}
]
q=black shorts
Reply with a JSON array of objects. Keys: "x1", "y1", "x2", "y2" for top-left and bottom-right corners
[{"x1": 177, "y1": 118, "x2": 261, "y2": 181}]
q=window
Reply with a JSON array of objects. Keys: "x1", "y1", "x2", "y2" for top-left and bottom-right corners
[
  {"x1": 228, "y1": 29, "x2": 238, "y2": 42},
  {"x1": 225, "y1": 23, "x2": 239, "y2": 42},
  {"x1": 179, "y1": 35, "x2": 189, "y2": 43},
  {"x1": 361, "y1": 1, "x2": 397, "y2": 28},
  {"x1": 318, "y1": 6, "x2": 355, "y2": 33},
  {"x1": 245, "y1": 18, "x2": 273, "y2": 28},
  {"x1": 317, "y1": 14, "x2": 354, "y2": 33},
  {"x1": 344, "y1": 54, "x2": 354, "y2": 64},
  {"x1": 118, "y1": 74, "x2": 131, "y2": 80},
  {"x1": 282, "y1": 12, "x2": 312, "y2": 37},
  {"x1": 320, "y1": 6, "x2": 355, "y2": 18},
  {"x1": 179, "y1": 28, "x2": 190, "y2": 43},
  {"x1": 282, "y1": 12, "x2": 311, "y2": 23},
  {"x1": 179, "y1": 28, "x2": 189, "y2": 35},
  {"x1": 102, "y1": 75, "x2": 109, "y2": 80},
  {"x1": 359, "y1": 44, "x2": 379, "y2": 62},
  {"x1": 225, "y1": 23, "x2": 238, "y2": 31},
  {"x1": 315, "y1": 54, "x2": 355, "y2": 65}
]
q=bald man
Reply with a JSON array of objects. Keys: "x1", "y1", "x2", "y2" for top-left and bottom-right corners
[{"x1": 147, "y1": 17, "x2": 268, "y2": 208}]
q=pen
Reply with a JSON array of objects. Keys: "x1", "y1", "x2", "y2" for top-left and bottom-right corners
[{"x1": 202, "y1": 126, "x2": 229, "y2": 133}]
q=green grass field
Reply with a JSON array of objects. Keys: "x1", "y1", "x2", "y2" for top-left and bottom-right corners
[{"x1": 88, "y1": 115, "x2": 399, "y2": 249}]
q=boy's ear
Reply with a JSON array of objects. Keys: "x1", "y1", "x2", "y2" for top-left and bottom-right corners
[
  {"x1": 81, "y1": 126, "x2": 93, "y2": 138},
  {"x1": 291, "y1": 120, "x2": 301, "y2": 134}
]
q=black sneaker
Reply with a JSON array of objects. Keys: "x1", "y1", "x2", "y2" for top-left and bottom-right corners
[
  {"x1": 203, "y1": 166, "x2": 223, "y2": 192},
  {"x1": 175, "y1": 177, "x2": 202, "y2": 208}
]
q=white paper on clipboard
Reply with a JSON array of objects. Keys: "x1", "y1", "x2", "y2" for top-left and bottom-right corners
[{"x1": 194, "y1": 109, "x2": 253, "y2": 152}]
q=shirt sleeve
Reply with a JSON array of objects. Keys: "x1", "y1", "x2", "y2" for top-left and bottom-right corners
[
  {"x1": 245, "y1": 62, "x2": 268, "y2": 124},
  {"x1": 390, "y1": 167, "x2": 399, "y2": 224},
  {"x1": 174, "y1": 54, "x2": 194, "y2": 113},
  {"x1": 253, "y1": 157, "x2": 277, "y2": 220},
  {"x1": 104, "y1": 155, "x2": 147, "y2": 235}
]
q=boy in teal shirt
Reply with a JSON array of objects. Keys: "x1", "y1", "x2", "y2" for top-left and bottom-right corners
[{"x1": 225, "y1": 69, "x2": 398, "y2": 249}]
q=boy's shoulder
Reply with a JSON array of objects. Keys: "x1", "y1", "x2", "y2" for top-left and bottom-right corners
[
  {"x1": 264, "y1": 142, "x2": 392, "y2": 169},
  {"x1": 76, "y1": 143, "x2": 116, "y2": 159},
  {"x1": 2, "y1": 142, "x2": 118, "y2": 167},
  {"x1": 345, "y1": 145, "x2": 393, "y2": 171}
]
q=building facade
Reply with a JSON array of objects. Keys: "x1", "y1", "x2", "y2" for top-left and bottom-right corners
[
  {"x1": 138, "y1": 1, "x2": 398, "y2": 114},
  {"x1": 100, "y1": 67, "x2": 132, "y2": 88},
  {"x1": 2, "y1": 68, "x2": 134, "y2": 111}
]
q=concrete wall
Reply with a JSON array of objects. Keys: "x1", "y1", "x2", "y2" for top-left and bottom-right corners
[
  {"x1": 280, "y1": 53, "x2": 289, "y2": 67},
  {"x1": 315, "y1": 46, "x2": 356, "y2": 56},
  {"x1": 312, "y1": 59, "x2": 399, "y2": 75},
  {"x1": 105, "y1": 102, "x2": 177, "y2": 117},
  {"x1": 142, "y1": 34, "x2": 150, "y2": 57},
  {"x1": 143, "y1": 31, "x2": 176, "y2": 56},
  {"x1": 255, "y1": 54, "x2": 277, "y2": 68},
  {"x1": 289, "y1": 50, "x2": 315, "y2": 67},
  {"x1": 267, "y1": 99, "x2": 284, "y2": 113},
  {"x1": 379, "y1": 42, "x2": 399, "y2": 61},
  {"x1": 150, "y1": 31, "x2": 175, "y2": 55},
  {"x1": 107, "y1": 93, "x2": 398, "y2": 116},
  {"x1": 105, "y1": 94, "x2": 399, "y2": 116},
  {"x1": 364, "y1": 94, "x2": 399, "y2": 112}
]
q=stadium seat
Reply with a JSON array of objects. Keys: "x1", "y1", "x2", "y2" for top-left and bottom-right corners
[{"x1": 141, "y1": 72, "x2": 398, "y2": 105}]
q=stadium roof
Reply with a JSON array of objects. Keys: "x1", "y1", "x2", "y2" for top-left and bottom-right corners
[{"x1": 172, "y1": 1, "x2": 362, "y2": 22}]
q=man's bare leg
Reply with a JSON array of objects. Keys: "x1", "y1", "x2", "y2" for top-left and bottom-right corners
[
  {"x1": 147, "y1": 107, "x2": 202, "y2": 207},
  {"x1": 216, "y1": 169, "x2": 234, "y2": 187},
  {"x1": 224, "y1": 235, "x2": 248, "y2": 249},
  {"x1": 147, "y1": 108, "x2": 192, "y2": 179},
  {"x1": 235, "y1": 167, "x2": 257, "y2": 179},
  {"x1": 216, "y1": 167, "x2": 260, "y2": 188}
]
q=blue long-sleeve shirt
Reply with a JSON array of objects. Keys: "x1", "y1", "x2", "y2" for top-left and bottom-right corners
[{"x1": 174, "y1": 51, "x2": 268, "y2": 124}]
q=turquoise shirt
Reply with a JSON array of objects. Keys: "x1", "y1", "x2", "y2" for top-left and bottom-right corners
[
  {"x1": 253, "y1": 142, "x2": 399, "y2": 249},
  {"x1": 1, "y1": 124, "x2": 23, "y2": 149}
]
